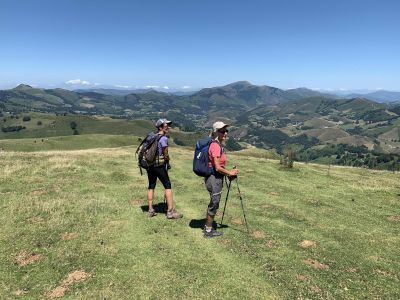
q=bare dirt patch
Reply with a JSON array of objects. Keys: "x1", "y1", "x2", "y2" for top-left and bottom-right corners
[
  {"x1": 296, "y1": 274, "x2": 310, "y2": 282},
  {"x1": 252, "y1": 230, "x2": 267, "y2": 239},
  {"x1": 299, "y1": 240, "x2": 316, "y2": 248},
  {"x1": 304, "y1": 258, "x2": 329, "y2": 269},
  {"x1": 13, "y1": 289, "x2": 29, "y2": 296},
  {"x1": 221, "y1": 239, "x2": 232, "y2": 246},
  {"x1": 48, "y1": 270, "x2": 92, "y2": 298},
  {"x1": 16, "y1": 251, "x2": 42, "y2": 266},
  {"x1": 375, "y1": 269, "x2": 393, "y2": 277},
  {"x1": 129, "y1": 198, "x2": 144, "y2": 206},
  {"x1": 266, "y1": 240, "x2": 275, "y2": 248},
  {"x1": 310, "y1": 285, "x2": 322, "y2": 293},
  {"x1": 262, "y1": 204, "x2": 272, "y2": 209},
  {"x1": 348, "y1": 267, "x2": 359, "y2": 273},
  {"x1": 31, "y1": 189, "x2": 47, "y2": 196},
  {"x1": 232, "y1": 218, "x2": 244, "y2": 225},
  {"x1": 61, "y1": 232, "x2": 78, "y2": 241},
  {"x1": 387, "y1": 215, "x2": 400, "y2": 222},
  {"x1": 30, "y1": 216, "x2": 44, "y2": 224}
]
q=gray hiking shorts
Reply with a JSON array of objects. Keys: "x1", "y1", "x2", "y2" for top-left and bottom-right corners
[{"x1": 205, "y1": 174, "x2": 224, "y2": 216}]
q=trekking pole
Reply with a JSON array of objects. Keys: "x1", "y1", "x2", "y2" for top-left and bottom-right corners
[
  {"x1": 235, "y1": 176, "x2": 249, "y2": 233},
  {"x1": 220, "y1": 176, "x2": 232, "y2": 227}
]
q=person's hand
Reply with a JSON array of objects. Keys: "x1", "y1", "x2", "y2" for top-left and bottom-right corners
[
  {"x1": 230, "y1": 168, "x2": 239, "y2": 176},
  {"x1": 228, "y1": 168, "x2": 239, "y2": 180},
  {"x1": 166, "y1": 163, "x2": 171, "y2": 170}
]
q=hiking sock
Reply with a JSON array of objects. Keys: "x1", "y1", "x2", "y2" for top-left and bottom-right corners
[{"x1": 205, "y1": 226, "x2": 212, "y2": 233}]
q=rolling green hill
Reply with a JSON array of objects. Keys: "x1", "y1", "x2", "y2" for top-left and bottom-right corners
[{"x1": 1, "y1": 139, "x2": 399, "y2": 299}]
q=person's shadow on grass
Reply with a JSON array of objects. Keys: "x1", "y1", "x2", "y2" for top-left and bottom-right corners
[
  {"x1": 189, "y1": 218, "x2": 229, "y2": 230},
  {"x1": 140, "y1": 202, "x2": 167, "y2": 214}
]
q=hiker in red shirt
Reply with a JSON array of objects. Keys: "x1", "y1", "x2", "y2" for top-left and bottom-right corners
[{"x1": 204, "y1": 121, "x2": 239, "y2": 238}]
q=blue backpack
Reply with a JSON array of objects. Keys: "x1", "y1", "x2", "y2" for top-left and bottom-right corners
[{"x1": 193, "y1": 137, "x2": 223, "y2": 177}]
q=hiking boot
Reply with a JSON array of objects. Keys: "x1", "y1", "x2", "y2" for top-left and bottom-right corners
[
  {"x1": 204, "y1": 228, "x2": 224, "y2": 238},
  {"x1": 166, "y1": 208, "x2": 183, "y2": 219},
  {"x1": 148, "y1": 209, "x2": 157, "y2": 217}
]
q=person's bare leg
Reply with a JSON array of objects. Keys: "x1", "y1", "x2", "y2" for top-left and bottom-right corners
[
  {"x1": 147, "y1": 189, "x2": 155, "y2": 211},
  {"x1": 206, "y1": 214, "x2": 214, "y2": 228},
  {"x1": 165, "y1": 188, "x2": 173, "y2": 211}
]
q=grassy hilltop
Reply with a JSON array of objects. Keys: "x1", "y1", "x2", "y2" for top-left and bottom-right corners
[{"x1": 1, "y1": 138, "x2": 399, "y2": 299}]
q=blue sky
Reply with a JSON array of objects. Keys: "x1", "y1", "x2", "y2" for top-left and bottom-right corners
[{"x1": 1, "y1": 0, "x2": 399, "y2": 91}]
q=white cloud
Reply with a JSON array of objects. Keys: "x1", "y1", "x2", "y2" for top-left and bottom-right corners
[
  {"x1": 146, "y1": 85, "x2": 159, "y2": 89},
  {"x1": 376, "y1": 87, "x2": 383, "y2": 90},
  {"x1": 94, "y1": 83, "x2": 100, "y2": 86},
  {"x1": 115, "y1": 85, "x2": 132, "y2": 89},
  {"x1": 163, "y1": 86, "x2": 169, "y2": 90},
  {"x1": 65, "y1": 79, "x2": 91, "y2": 85},
  {"x1": 181, "y1": 85, "x2": 191, "y2": 89},
  {"x1": 310, "y1": 87, "x2": 320, "y2": 90},
  {"x1": 339, "y1": 88, "x2": 348, "y2": 91}
]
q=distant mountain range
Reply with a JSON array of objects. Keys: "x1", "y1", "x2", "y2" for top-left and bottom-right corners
[
  {"x1": 342, "y1": 90, "x2": 400, "y2": 103},
  {"x1": 74, "y1": 84, "x2": 400, "y2": 103}
]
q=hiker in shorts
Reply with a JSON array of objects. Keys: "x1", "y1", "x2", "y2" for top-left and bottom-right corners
[
  {"x1": 204, "y1": 121, "x2": 239, "y2": 238},
  {"x1": 147, "y1": 119, "x2": 183, "y2": 219}
]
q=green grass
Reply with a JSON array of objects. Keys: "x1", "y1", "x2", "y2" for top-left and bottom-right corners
[
  {"x1": 1, "y1": 138, "x2": 399, "y2": 299},
  {"x1": 0, "y1": 112, "x2": 155, "y2": 139},
  {"x1": 0, "y1": 134, "x2": 138, "y2": 152}
]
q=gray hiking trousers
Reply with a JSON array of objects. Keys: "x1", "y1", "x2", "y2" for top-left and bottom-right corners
[{"x1": 205, "y1": 174, "x2": 224, "y2": 216}]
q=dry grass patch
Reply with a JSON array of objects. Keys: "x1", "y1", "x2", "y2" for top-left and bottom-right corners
[
  {"x1": 16, "y1": 251, "x2": 42, "y2": 266},
  {"x1": 252, "y1": 230, "x2": 267, "y2": 239},
  {"x1": 61, "y1": 232, "x2": 78, "y2": 241},
  {"x1": 387, "y1": 215, "x2": 400, "y2": 222},
  {"x1": 296, "y1": 274, "x2": 310, "y2": 282},
  {"x1": 129, "y1": 198, "x2": 144, "y2": 206},
  {"x1": 47, "y1": 270, "x2": 92, "y2": 298},
  {"x1": 30, "y1": 216, "x2": 44, "y2": 224},
  {"x1": 12, "y1": 289, "x2": 29, "y2": 296},
  {"x1": 299, "y1": 240, "x2": 316, "y2": 248},
  {"x1": 31, "y1": 189, "x2": 48, "y2": 196},
  {"x1": 231, "y1": 217, "x2": 244, "y2": 225},
  {"x1": 266, "y1": 240, "x2": 275, "y2": 248},
  {"x1": 304, "y1": 258, "x2": 329, "y2": 270}
]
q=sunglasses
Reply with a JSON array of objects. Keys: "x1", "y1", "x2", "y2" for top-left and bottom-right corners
[{"x1": 218, "y1": 129, "x2": 229, "y2": 134}]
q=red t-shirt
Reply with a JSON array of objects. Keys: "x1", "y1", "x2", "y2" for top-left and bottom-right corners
[{"x1": 208, "y1": 140, "x2": 226, "y2": 168}]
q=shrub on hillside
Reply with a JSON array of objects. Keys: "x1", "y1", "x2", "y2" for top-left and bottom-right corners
[
  {"x1": 23, "y1": 116, "x2": 31, "y2": 122},
  {"x1": 73, "y1": 129, "x2": 79, "y2": 135},
  {"x1": 37, "y1": 120, "x2": 42, "y2": 126},
  {"x1": 1, "y1": 125, "x2": 26, "y2": 133},
  {"x1": 70, "y1": 121, "x2": 77, "y2": 130},
  {"x1": 173, "y1": 137, "x2": 185, "y2": 146},
  {"x1": 280, "y1": 145, "x2": 295, "y2": 168},
  {"x1": 225, "y1": 138, "x2": 243, "y2": 151}
]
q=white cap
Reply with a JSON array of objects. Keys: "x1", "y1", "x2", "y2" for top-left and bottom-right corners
[{"x1": 212, "y1": 121, "x2": 229, "y2": 132}]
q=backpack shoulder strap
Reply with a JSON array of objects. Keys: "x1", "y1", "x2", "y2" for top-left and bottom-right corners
[{"x1": 209, "y1": 139, "x2": 223, "y2": 156}]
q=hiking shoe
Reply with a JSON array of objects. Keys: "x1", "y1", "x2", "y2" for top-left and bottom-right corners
[
  {"x1": 166, "y1": 208, "x2": 183, "y2": 219},
  {"x1": 148, "y1": 209, "x2": 157, "y2": 217},
  {"x1": 204, "y1": 228, "x2": 224, "y2": 238}
]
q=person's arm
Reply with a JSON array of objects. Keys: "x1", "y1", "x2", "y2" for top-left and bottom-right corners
[{"x1": 213, "y1": 156, "x2": 238, "y2": 177}]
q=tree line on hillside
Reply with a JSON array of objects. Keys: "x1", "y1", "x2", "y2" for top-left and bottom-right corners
[{"x1": 297, "y1": 143, "x2": 400, "y2": 171}]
